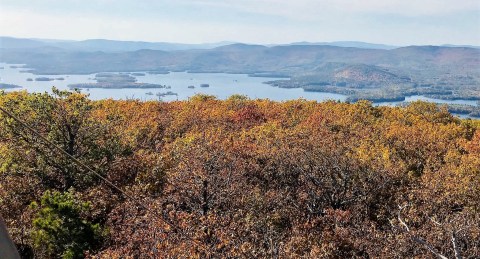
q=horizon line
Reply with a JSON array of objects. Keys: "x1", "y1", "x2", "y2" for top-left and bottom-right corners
[{"x1": 1, "y1": 35, "x2": 479, "y2": 49}]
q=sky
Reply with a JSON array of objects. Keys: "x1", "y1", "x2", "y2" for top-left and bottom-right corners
[{"x1": 0, "y1": 0, "x2": 479, "y2": 46}]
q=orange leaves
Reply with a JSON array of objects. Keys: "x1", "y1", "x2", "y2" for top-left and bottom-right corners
[
  {"x1": 466, "y1": 130, "x2": 480, "y2": 154},
  {"x1": 232, "y1": 103, "x2": 266, "y2": 127},
  {"x1": 2, "y1": 89, "x2": 480, "y2": 258}
]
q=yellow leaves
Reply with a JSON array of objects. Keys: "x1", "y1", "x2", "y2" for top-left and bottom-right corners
[
  {"x1": 3, "y1": 89, "x2": 480, "y2": 258},
  {"x1": 444, "y1": 149, "x2": 463, "y2": 165},
  {"x1": 182, "y1": 133, "x2": 198, "y2": 145},
  {"x1": 0, "y1": 143, "x2": 16, "y2": 174},
  {"x1": 0, "y1": 140, "x2": 31, "y2": 176},
  {"x1": 354, "y1": 141, "x2": 393, "y2": 170},
  {"x1": 189, "y1": 93, "x2": 217, "y2": 102},
  {"x1": 247, "y1": 121, "x2": 281, "y2": 140}
]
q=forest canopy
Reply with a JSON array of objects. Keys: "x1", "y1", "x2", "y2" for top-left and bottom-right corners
[{"x1": 0, "y1": 90, "x2": 479, "y2": 258}]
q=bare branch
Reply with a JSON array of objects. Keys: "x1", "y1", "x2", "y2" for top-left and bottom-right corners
[
  {"x1": 451, "y1": 231, "x2": 462, "y2": 259},
  {"x1": 396, "y1": 205, "x2": 448, "y2": 259},
  {"x1": 410, "y1": 236, "x2": 448, "y2": 259},
  {"x1": 397, "y1": 205, "x2": 410, "y2": 232},
  {"x1": 429, "y1": 217, "x2": 442, "y2": 226}
]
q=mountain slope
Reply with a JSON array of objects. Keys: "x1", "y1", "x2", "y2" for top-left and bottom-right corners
[
  {"x1": 0, "y1": 36, "x2": 233, "y2": 52},
  {"x1": 1, "y1": 41, "x2": 479, "y2": 101}
]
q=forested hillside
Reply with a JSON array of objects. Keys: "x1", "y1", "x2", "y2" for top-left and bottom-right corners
[
  {"x1": 3, "y1": 43, "x2": 479, "y2": 102},
  {"x1": 0, "y1": 90, "x2": 479, "y2": 258}
]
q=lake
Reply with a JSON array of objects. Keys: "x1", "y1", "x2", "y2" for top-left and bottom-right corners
[
  {"x1": 0, "y1": 63, "x2": 346, "y2": 102},
  {"x1": 1, "y1": 63, "x2": 477, "y2": 118}
]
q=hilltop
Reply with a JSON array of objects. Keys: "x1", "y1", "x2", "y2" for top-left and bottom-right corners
[{"x1": 0, "y1": 91, "x2": 479, "y2": 257}]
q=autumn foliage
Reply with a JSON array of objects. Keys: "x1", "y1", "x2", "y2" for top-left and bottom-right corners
[{"x1": 0, "y1": 90, "x2": 479, "y2": 258}]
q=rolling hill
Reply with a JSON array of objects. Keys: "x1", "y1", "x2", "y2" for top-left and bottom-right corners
[{"x1": 1, "y1": 37, "x2": 479, "y2": 102}]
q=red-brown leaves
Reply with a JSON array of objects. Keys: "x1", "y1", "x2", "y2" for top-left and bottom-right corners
[{"x1": 1, "y1": 91, "x2": 479, "y2": 258}]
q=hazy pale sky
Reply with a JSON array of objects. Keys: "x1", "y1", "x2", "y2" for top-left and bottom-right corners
[{"x1": 1, "y1": 0, "x2": 479, "y2": 45}]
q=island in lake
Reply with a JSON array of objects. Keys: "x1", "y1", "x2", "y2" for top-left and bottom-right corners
[
  {"x1": 0, "y1": 83, "x2": 22, "y2": 89},
  {"x1": 35, "y1": 77, "x2": 54, "y2": 81},
  {"x1": 445, "y1": 103, "x2": 480, "y2": 117},
  {"x1": 69, "y1": 72, "x2": 169, "y2": 89},
  {"x1": 70, "y1": 82, "x2": 172, "y2": 89}
]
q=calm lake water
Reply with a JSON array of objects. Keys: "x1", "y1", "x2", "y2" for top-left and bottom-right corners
[
  {"x1": 1, "y1": 63, "x2": 478, "y2": 116},
  {"x1": 0, "y1": 63, "x2": 346, "y2": 102}
]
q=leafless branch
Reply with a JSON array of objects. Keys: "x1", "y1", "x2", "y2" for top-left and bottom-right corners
[
  {"x1": 451, "y1": 231, "x2": 462, "y2": 259},
  {"x1": 395, "y1": 205, "x2": 448, "y2": 259}
]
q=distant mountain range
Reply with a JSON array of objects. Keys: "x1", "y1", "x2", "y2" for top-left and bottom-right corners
[
  {"x1": 1, "y1": 36, "x2": 479, "y2": 103},
  {"x1": 2, "y1": 36, "x2": 478, "y2": 52},
  {"x1": 0, "y1": 36, "x2": 234, "y2": 52},
  {"x1": 275, "y1": 41, "x2": 399, "y2": 50}
]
